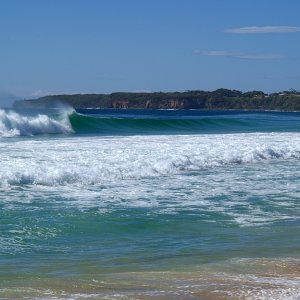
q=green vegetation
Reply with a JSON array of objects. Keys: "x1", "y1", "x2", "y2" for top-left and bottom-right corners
[{"x1": 14, "y1": 89, "x2": 300, "y2": 111}]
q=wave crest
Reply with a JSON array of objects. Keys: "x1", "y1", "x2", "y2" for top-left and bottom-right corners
[{"x1": 0, "y1": 109, "x2": 73, "y2": 137}]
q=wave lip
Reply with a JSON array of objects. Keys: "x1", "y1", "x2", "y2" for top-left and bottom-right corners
[{"x1": 0, "y1": 109, "x2": 73, "y2": 137}]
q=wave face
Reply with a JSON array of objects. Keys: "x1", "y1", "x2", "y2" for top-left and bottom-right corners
[
  {"x1": 69, "y1": 113, "x2": 247, "y2": 135},
  {"x1": 70, "y1": 109, "x2": 300, "y2": 135},
  {"x1": 0, "y1": 109, "x2": 72, "y2": 137}
]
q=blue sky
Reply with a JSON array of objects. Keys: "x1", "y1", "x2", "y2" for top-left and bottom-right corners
[{"x1": 1, "y1": 0, "x2": 300, "y2": 98}]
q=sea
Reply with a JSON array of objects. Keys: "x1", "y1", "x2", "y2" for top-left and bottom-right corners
[{"x1": 0, "y1": 107, "x2": 300, "y2": 300}]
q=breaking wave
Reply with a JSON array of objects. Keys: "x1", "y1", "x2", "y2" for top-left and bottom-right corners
[
  {"x1": 1, "y1": 108, "x2": 300, "y2": 136},
  {"x1": 0, "y1": 109, "x2": 73, "y2": 137}
]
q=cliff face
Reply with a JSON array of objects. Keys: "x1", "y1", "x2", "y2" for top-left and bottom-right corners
[
  {"x1": 112, "y1": 101, "x2": 129, "y2": 109},
  {"x1": 14, "y1": 89, "x2": 300, "y2": 111},
  {"x1": 144, "y1": 99, "x2": 185, "y2": 109}
]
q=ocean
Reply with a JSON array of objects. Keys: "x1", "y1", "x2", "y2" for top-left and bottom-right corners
[{"x1": 0, "y1": 108, "x2": 299, "y2": 299}]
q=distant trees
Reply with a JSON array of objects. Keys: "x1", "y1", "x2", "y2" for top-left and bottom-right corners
[
  {"x1": 242, "y1": 91, "x2": 265, "y2": 98},
  {"x1": 16, "y1": 88, "x2": 300, "y2": 111}
]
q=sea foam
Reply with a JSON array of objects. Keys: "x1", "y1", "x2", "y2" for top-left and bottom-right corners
[
  {"x1": 1, "y1": 133, "x2": 300, "y2": 186},
  {"x1": 0, "y1": 109, "x2": 73, "y2": 136}
]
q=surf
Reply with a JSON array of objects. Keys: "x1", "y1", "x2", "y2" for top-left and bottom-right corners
[
  {"x1": 0, "y1": 108, "x2": 73, "y2": 137},
  {"x1": 1, "y1": 132, "x2": 300, "y2": 187}
]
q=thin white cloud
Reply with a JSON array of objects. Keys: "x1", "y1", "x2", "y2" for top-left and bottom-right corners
[
  {"x1": 224, "y1": 26, "x2": 300, "y2": 34},
  {"x1": 194, "y1": 50, "x2": 282, "y2": 60}
]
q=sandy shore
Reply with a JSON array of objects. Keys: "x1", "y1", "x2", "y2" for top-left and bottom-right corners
[{"x1": 1, "y1": 258, "x2": 300, "y2": 299}]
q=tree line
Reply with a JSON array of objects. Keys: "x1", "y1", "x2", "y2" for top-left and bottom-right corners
[{"x1": 15, "y1": 88, "x2": 300, "y2": 111}]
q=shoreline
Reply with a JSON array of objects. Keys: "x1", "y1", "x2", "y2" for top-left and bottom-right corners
[{"x1": 1, "y1": 257, "x2": 299, "y2": 299}]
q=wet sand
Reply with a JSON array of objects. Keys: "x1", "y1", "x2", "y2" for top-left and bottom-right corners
[{"x1": 1, "y1": 258, "x2": 299, "y2": 299}]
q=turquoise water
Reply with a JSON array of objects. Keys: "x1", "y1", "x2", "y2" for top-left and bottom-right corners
[{"x1": 0, "y1": 109, "x2": 300, "y2": 299}]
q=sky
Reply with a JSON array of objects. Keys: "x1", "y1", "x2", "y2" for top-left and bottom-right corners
[{"x1": 1, "y1": 0, "x2": 300, "y2": 98}]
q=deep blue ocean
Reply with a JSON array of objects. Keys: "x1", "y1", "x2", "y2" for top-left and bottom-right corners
[{"x1": 0, "y1": 108, "x2": 299, "y2": 299}]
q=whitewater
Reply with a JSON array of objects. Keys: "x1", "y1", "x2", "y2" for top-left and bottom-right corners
[
  {"x1": 0, "y1": 108, "x2": 300, "y2": 299},
  {"x1": 0, "y1": 108, "x2": 72, "y2": 136}
]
